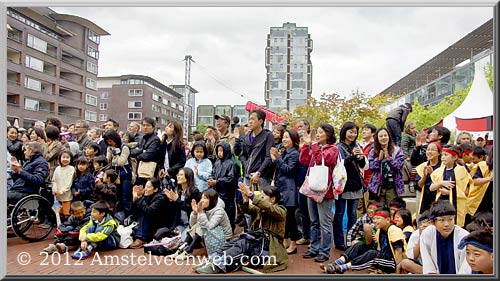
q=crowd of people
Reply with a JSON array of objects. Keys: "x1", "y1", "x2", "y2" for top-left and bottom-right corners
[{"x1": 5, "y1": 105, "x2": 494, "y2": 274}]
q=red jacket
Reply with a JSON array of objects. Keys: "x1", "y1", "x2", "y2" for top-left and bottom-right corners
[
  {"x1": 299, "y1": 143, "x2": 339, "y2": 199},
  {"x1": 362, "y1": 141, "x2": 374, "y2": 187}
]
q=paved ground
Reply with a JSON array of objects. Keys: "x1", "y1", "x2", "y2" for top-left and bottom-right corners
[{"x1": 6, "y1": 228, "x2": 370, "y2": 276}]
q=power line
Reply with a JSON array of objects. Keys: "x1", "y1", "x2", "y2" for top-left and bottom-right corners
[{"x1": 191, "y1": 60, "x2": 262, "y2": 105}]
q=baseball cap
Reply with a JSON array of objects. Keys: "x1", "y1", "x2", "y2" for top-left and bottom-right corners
[{"x1": 214, "y1": 114, "x2": 230, "y2": 124}]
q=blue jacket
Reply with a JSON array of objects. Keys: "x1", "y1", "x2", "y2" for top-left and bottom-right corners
[
  {"x1": 184, "y1": 157, "x2": 212, "y2": 192},
  {"x1": 274, "y1": 147, "x2": 299, "y2": 207},
  {"x1": 72, "y1": 172, "x2": 95, "y2": 201},
  {"x1": 11, "y1": 153, "x2": 48, "y2": 195}
]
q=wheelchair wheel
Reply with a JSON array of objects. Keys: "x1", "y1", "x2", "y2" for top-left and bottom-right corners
[{"x1": 11, "y1": 194, "x2": 56, "y2": 242}]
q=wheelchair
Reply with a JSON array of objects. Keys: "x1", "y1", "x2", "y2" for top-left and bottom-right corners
[{"x1": 7, "y1": 185, "x2": 56, "y2": 242}]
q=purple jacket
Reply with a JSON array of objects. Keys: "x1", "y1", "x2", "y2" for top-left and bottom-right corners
[{"x1": 367, "y1": 146, "x2": 406, "y2": 196}]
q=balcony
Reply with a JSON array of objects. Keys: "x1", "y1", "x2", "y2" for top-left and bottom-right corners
[
  {"x1": 7, "y1": 29, "x2": 22, "y2": 43},
  {"x1": 59, "y1": 87, "x2": 83, "y2": 103},
  {"x1": 62, "y1": 50, "x2": 84, "y2": 70}
]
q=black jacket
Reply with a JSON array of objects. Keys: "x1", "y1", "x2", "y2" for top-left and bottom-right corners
[
  {"x1": 235, "y1": 128, "x2": 275, "y2": 178},
  {"x1": 11, "y1": 153, "x2": 48, "y2": 194},
  {"x1": 172, "y1": 187, "x2": 201, "y2": 227},
  {"x1": 386, "y1": 104, "x2": 411, "y2": 129},
  {"x1": 133, "y1": 191, "x2": 170, "y2": 237},
  {"x1": 130, "y1": 132, "x2": 161, "y2": 176},
  {"x1": 158, "y1": 140, "x2": 186, "y2": 180},
  {"x1": 211, "y1": 142, "x2": 235, "y2": 201},
  {"x1": 337, "y1": 142, "x2": 366, "y2": 193}
]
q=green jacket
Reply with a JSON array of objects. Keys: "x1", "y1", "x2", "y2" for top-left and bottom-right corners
[
  {"x1": 240, "y1": 196, "x2": 287, "y2": 273},
  {"x1": 79, "y1": 213, "x2": 120, "y2": 244}
]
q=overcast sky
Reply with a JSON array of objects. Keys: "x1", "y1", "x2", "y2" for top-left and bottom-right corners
[{"x1": 51, "y1": 6, "x2": 493, "y2": 107}]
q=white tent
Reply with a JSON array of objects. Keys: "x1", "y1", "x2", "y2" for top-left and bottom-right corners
[{"x1": 442, "y1": 56, "x2": 494, "y2": 136}]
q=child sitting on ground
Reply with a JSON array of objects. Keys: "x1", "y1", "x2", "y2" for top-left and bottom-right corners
[
  {"x1": 393, "y1": 208, "x2": 415, "y2": 242},
  {"x1": 420, "y1": 201, "x2": 470, "y2": 274},
  {"x1": 458, "y1": 228, "x2": 493, "y2": 274},
  {"x1": 396, "y1": 209, "x2": 432, "y2": 274},
  {"x1": 43, "y1": 201, "x2": 90, "y2": 254},
  {"x1": 346, "y1": 200, "x2": 383, "y2": 248},
  {"x1": 389, "y1": 197, "x2": 406, "y2": 217},
  {"x1": 322, "y1": 207, "x2": 406, "y2": 274},
  {"x1": 71, "y1": 201, "x2": 120, "y2": 260}
]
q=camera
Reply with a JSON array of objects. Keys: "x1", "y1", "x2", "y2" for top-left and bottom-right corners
[
  {"x1": 162, "y1": 178, "x2": 177, "y2": 191},
  {"x1": 112, "y1": 147, "x2": 121, "y2": 155}
]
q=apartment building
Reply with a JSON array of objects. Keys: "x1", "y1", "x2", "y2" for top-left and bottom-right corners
[{"x1": 6, "y1": 7, "x2": 109, "y2": 128}]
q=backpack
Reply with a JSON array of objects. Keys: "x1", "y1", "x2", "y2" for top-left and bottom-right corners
[{"x1": 143, "y1": 227, "x2": 182, "y2": 256}]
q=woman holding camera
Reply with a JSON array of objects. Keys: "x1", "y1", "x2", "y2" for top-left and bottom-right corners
[{"x1": 104, "y1": 130, "x2": 133, "y2": 220}]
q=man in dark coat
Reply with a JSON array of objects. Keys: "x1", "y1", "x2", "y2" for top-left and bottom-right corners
[
  {"x1": 385, "y1": 103, "x2": 412, "y2": 146},
  {"x1": 130, "y1": 117, "x2": 161, "y2": 186},
  {"x1": 8, "y1": 141, "x2": 49, "y2": 205}
]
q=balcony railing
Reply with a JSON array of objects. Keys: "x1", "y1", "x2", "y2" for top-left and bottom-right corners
[
  {"x1": 57, "y1": 112, "x2": 81, "y2": 119},
  {"x1": 59, "y1": 93, "x2": 82, "y2": 102},
  {"x1": 61, "y1": 57, "x2": 84, "y2": 69},
  {"x1": 7, "y1": 33, "x2": 22, "y2": 43},
  {"x1": 7, "y1": 80, "x2": 21, "y2": 86},
  {"x1": 7, "y1": 102, "x2": 20, "y2": 108},
  {"x1": 60, "y1": 75, "x2": 83, "y2": 85}
]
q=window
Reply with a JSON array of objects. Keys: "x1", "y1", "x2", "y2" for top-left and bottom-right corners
[
  {"x1": 85, "y1": 110, "x2": 97, "y2": 122},
  {"x1": 25, "y1": 55, "x2": 44, "y2": 72},
  {"x1": 88, "y1": 30, "x2": 100, "y2": 44},
  {"x1": 128, "y1": 101, "x2": 142, "y2": 108},
  {"x1": 24, "y1": 98, "x2": 39, "y2": 111},
  {"x1": 87, "y1": 46, "x2": 99, "y2": 59},
  {"x1": 86, "y1": 78, "x2": 97, "y2": 90},
  {"x1": 129, "y1": 89, "x2": 143, "y2": 96},
  {"x1": 86, "y1": 61, "x2": 98, "y2": 74},
  {"x1": 24, "y1": 77, "x2": 41, "y2": 91},
  {"x1": 100, "y1": 103, "x2": 108, "y2": 110},
  {"x1": 152, "y1": 93, "x2": 159, "y2": 101},
  {"x1": 99, "y1": 114, "x2": 108, "y2": 121},
  {"x1": 128, "y1": 112, "x2": 142, "y2": 120},
  {"x1": 27, "y1": 34, "x2": 47, "y2": 53},
  {"x1": 162, "y1": 99, "x2": 168, "y2": 105},
  {"x1": 100, "y1": 92, "x2": 109, "y2": 99},
  {"x1": 171, "y1": 102, "x2": 176, "y2": 108},
  {"x1": 162, "y1": 108, "x2": 167, "y2": 115},
  {"x1": 178, "y1": 105, "x2": 183, "y2": 111},
  {"x1": 85, "y1": 94, "x2": 97, "y2": 106}
]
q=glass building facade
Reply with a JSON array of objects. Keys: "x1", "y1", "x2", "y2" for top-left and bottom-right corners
[{"x1": 265, "y1": 23, "x2": 313, "y2": 113}]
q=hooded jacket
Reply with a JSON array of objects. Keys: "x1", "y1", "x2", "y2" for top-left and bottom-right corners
[
  {"x1": 211, "y1": 142, "x2": 235, "y2": 202},
  {"x1": 236, "y1": 128, "x2": 275, "y2": 178},
  {"x1": 367, "y1": 146, "x2": 406, "y2": 197},
  {"x1": 11, "y1": 152, "x2": 49, "y2": 195},
  {"x1": 190, "y1": 198, "x2": 232, "y2": 240}
]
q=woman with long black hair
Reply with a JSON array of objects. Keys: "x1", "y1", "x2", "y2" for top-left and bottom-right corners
[{"x1": 158, "y1": 120, "x2": 187, "y2": 186}]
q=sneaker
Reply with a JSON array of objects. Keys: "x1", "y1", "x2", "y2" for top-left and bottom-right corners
[
  {"x1": 192, "y1": 259, "x2": 209, "y2": 271},
  {"x1": 302, "y1": 250, "x2": 318, "y2": 259},
  {"x1": 314, "y1": 254, "x2": 329, "y2": 263},
  {"x1": 195, "y1": 262, "x2": 220, "y2": 274},
  {"x1": 176, "y1": 250, "x2": 193, "y2": 261},
  {"x1": 166, "y1": 249, "x2": 182, "y2": 259},
  {"x1": 296, "y1": 238, "x2": 310, "y2": 245},
  {"x1": 71, "y1": 248, "x2": 91, "y2": 260},
  {"x1": 55, "y1": 243, "x2": 68, "y2": 253},
  {"x1": 43, "y1": 244, "x2": 57, "y2": 254}
]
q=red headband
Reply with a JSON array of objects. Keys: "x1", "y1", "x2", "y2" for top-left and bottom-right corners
[
  {"x1": 429, "y1": 142, "x2": 442, "y2": 152},
  {"x1": 442, "y1": 148, "x2": 459, "y2": 157},
  {"x1": 373, "y1": 212, "x2": 390, "y2": 218},
  {"x1": 390, "y1": 205, "x2": 400, "y2": 209},
  {"x1": 461, "y1": 149, "x2": 473, "y2": 157}
]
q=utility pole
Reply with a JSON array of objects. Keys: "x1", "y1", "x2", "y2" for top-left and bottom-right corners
[{"x1": 183, "y1": 55, "x2": 195, "y2": 138}]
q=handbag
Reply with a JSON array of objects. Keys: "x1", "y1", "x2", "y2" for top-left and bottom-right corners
[
  {"x1": 138, "y1": 161, "x2": 157, "y2": 179},
  {"x1": 331, "y1": 153, "x2": 347, "y2": 195},
  {"x1": 299, "y1": 176, "x2": 328, "y2": 203},
  {"x1": 203, "y1": 226, "x2": 226, "y2": 256},
  {"x1": 308, "y1": 154, "x2": 329, "y2": 192},
  {"x1": 117, "y1": 221, "x2": 138, "y2": 248}
]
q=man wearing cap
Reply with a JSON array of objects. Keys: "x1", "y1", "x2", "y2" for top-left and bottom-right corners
[
  {"x1": 385, "y1": 103, "x2": 413, "y2": 146},
  {"x1": 214, "y1": 114, "x2": 235, "y2": 152}
]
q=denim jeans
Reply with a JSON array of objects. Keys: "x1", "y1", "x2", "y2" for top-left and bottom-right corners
[
  {"x1": 307, "y1": 197, "x2": 334, "y2": 258},
  {"x1": 298, "y1": 192, "x2": 311, "y2": 240},
  {"x1": 333, "y1": 198, "x2": 359, "y2": 249},
  {"x1": 134, "y1": 214, "x2": 151, "y2": 241}
]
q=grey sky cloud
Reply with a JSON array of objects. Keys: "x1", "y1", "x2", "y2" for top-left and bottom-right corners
[{"x1": 51, "y1": 6, "x2": 492, "y2": 108}]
